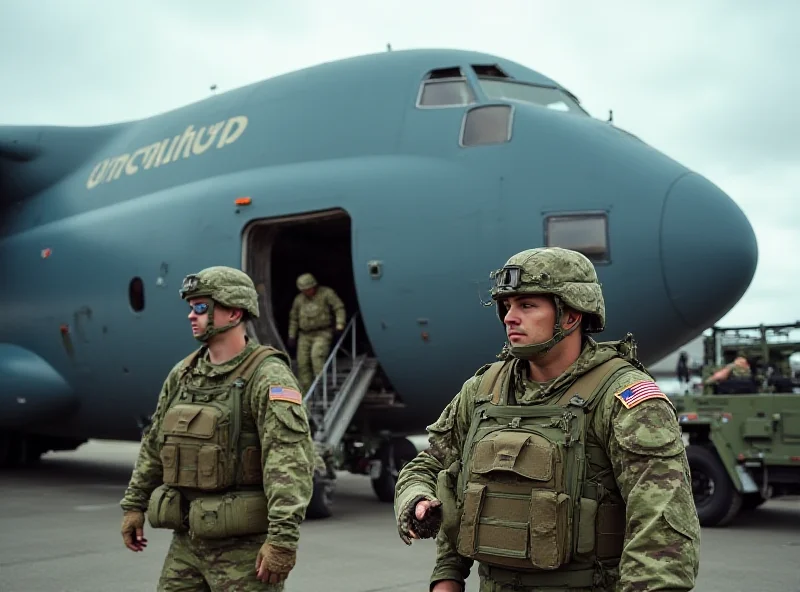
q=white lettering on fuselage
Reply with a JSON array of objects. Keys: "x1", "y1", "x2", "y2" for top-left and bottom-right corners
[{"x1": 85, "y1": 115, "x2": 248, "y2": 190}]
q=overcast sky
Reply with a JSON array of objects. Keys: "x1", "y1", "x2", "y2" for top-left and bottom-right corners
[{"x1": 2, "y1": 0, "x2": 798, "y2": 350}]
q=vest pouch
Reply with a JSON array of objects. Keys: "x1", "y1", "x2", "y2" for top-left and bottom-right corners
[
  {"x1": 197, "y1": 445, "x2": 226, "y2": 490},
  {"x1": 575, "y1": 497, "x2": 598, "y2": 557},
  {"x1": 596, "y1": 501, "x2": 626, "y2": 559},
  {"x1": 240, "y1": 446, "x2": 262, "y2": 485},
  {"x1": 471, "y1": 431, "x2": 560, "y2": 486},
  {"x1": 188, "y1": 491, "x2": 269, "y2": 540},
  {"x1": 458, "y1": 429, "x2": 573, "y2": 571},
  {"x1": 160, "y1": 403, "x2": 232, "y2": 491},
  {"x1": 160, "y1": 444, "x2": 178, "y2": 484},
  {"x1": 435, "y1": 461, "x2": 461, "y2": 548},
  {"x1": 146, "y1": 484, "x2": 186, "y2": 531},
  {"x1": 529, "y1": 491, "x2": 571, "y2": 570}
]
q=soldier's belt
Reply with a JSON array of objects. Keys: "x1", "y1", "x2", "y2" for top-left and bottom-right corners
[
  {"x1": 483, "y1": 564, "x2": 598, "y2": 588},
  {"x1": 147, "y1": 485, "x2": 269, "y2": 539},
  {"x1": 298, "y1": 326, "x2": 333, "y2": 334}
]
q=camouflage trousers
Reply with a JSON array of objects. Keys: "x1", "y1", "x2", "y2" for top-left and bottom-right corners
[
  {"x1": 296, "y1": 329, "x2": 333, "y2": 393},
  {"x1": 157, "y1": 531, "x2": 284, "y2": 592}
]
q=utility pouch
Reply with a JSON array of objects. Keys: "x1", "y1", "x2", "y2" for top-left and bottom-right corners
[
  {"x1": 456, "y1": 429, "x2": 573, "y2": 571},
  {"x1": 146, "y1": 484, "x2": 187, "y2": 532},
  {"x1": 160, "y1": 404, "x2": 231, "y2": 491},
  {"x1": 435, "y1": 460, "x2": 461, "y2": 547},
  {"x1": 188, "y1": 491, "x2": 269, "y2": 539},
  {"x1": 575, "y1": 497, "x2": 598, "y2": 558},
  {"x1": 596, "y1": 501, "x2": 626, "y2": 559}
]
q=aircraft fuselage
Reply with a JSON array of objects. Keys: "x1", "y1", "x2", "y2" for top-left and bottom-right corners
[{"x1": 0, "y1": 49, "x2": 757, "y2": 454}]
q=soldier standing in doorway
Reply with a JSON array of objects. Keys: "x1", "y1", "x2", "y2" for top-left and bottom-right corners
[{"x1": 287, "y1": 273, "x2": 346, "y2": 394}]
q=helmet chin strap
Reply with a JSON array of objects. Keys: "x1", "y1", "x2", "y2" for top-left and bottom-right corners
[
  {"x1": 194, "y1": 301, "x2": 242, "y2": 343},
  {"x1": 508, "y1": 296, "x2": 580, "y2": 361}
]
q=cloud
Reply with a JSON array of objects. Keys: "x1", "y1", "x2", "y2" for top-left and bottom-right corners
[{"x1": 1, "y1": 0, "x2": 797, "y2": 331}]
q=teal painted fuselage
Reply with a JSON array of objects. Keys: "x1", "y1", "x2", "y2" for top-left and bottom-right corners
[{"x1": 0, "y1": 49, "x2": 757, "y2": 449}]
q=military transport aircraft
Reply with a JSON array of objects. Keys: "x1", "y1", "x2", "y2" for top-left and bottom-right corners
[{"x1": 0, "y1": 48, "x2": 758, "y2": 516}]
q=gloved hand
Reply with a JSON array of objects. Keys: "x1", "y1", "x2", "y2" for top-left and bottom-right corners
[
  {"x1": 255, "y1": 541, "x2": 297, "y2": 584},
  {"x1": 397, "y1": 495, "x2": 442, "y2": 545},
  {"x1": 121, "y1": 510, "x2": 148, "y2": 552}
]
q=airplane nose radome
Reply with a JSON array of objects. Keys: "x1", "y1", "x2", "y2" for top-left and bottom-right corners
[{"x1": 660, "y1": 172, "x2": 758, "y2": 329}]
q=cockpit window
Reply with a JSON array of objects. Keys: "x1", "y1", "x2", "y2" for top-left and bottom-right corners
[
  {"x1": 478, "y1": 78, "x2": 588, "y2": 116},
  {"x1": 545, "y1": 213, "x2": 609, "y2": 261},
  {"x1": 461, "y1": 105, "x2": 513, "y2": 147},
  {"x1": 418, "y1": 79, "x2": 475, "y2": 108}
]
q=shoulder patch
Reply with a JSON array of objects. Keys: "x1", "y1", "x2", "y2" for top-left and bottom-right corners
[
  {"x1": 614, "y1": 380, "x2": 671, "y2": 409},
  {"x1": 269, "y1": 385, "x2": 303, "y2": 405}
]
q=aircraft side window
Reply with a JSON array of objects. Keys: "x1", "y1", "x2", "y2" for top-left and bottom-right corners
[
  {"x1": 545, "y1": 213, "x2": 609, "y2": 262},
  {"x1": 129, "y1": 277, "x2": 145, "y2": 312},
  {"x1": 460, "y1": 104, "x2": 513, "y2": 147},
  {"x1": 418, "y1": 79, "x2": 476, "y2": 108}
]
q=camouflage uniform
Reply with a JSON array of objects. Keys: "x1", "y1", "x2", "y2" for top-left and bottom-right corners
[
  {"x1": 702, "y1": 356, "x2": 752, "y2": 394},
  {"x1": 288, "y1": 273, "x2": 346, "y2": 393},
  {"x1": 120, "y1": 267, "x2": 315, "y2": 591},
  {"x1": 394, "y1": 248, "x2": 701, "y2": 592}
]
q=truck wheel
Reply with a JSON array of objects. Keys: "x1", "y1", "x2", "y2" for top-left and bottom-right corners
[{"x1": 686, "y1": 445, "x2": 742, "y2": 527}]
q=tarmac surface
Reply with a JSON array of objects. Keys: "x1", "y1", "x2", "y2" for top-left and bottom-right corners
[{"x1": 0, "y1": 441, "x2": 799, "y2": 592}]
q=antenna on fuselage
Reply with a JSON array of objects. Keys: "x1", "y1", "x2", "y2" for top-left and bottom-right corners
[
  {"x1": 607, "y1": 109, "x2": 614, "y2": 124},
  {"x1": 386, "y1": 43, "x2": 392, "y2": 51},
  {"x1": 210, "y1": 84, "x2": 218, "y2": 95}
]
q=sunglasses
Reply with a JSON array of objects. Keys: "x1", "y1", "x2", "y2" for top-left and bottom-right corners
[{"x1": 189, "y1": 302, "x2": 209, "y2": 315}]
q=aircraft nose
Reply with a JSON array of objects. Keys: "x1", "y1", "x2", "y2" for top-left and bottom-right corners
[{"x1": 660, "y1": 172, "x2": 758, "y2": 329}]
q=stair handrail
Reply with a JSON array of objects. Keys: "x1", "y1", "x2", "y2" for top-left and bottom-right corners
[{"x1": 303, "y1": 311, "x2": 360, "y2": 408}]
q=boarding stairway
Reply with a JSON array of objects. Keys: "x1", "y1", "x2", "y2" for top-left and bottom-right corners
[{"x1": 302, "y1": 312, "x2": 397, "y2": 449}]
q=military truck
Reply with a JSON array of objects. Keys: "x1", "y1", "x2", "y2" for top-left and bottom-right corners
[{"x1": 670, "y1": 321, "x2": 800, "y2": 527}]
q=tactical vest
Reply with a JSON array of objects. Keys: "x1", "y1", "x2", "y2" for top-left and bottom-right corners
[
  {"x1": 157, "y1": 345, "x2": 287, "y2": 493},
  {"x1": 452, "y1": 356, "x2": 631, "y2": 588}
]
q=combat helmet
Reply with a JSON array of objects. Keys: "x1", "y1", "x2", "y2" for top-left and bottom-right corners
[
  {"x1": 179, "y1": 266, "x2": 260, "y2": 342},
  {"x1": 489, "y1": 247, "x2": 605, "y2": 360},
  {"x1": 296, "y1": 273, "x2": 317, "y2": 291}
]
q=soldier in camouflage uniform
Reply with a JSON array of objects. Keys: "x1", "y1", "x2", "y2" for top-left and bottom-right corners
[
  {"x1": 287, "y1": 273, "x2": 346, "y2": 393},
  {"x1": 119, "y1": 266, "x2": 316, "y2": 591},
  {"x1": 394, "y1": 247, "x2": 700, "y2": 592},
  {"x1": 704, "y1": 355, "x2": 752, "y2": 386}
]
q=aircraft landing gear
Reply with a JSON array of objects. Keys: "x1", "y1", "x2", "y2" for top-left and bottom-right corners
[
  {"x1": 305, "y1": 442, "x2": 337, "y2": 520},
  {"x1": 0, "y1": 431, "x2": 43, "y2": 468},
  {"x1": 369, "y1": 437, "x2": 419, "y2": 503},
  {"x1": 0, "y1": 431, "x2": 85, "y2": 469}
]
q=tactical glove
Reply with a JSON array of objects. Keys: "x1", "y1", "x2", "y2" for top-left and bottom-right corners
[
  {"x1": 255, "y1": 541, "x2": 297, "y2": 584},
  {"x1": 121, "y1": 510, "x2": 147, "y2": 552},
  {"x1": 398, "y1": 495, "x2": 442, "y2": 545}
]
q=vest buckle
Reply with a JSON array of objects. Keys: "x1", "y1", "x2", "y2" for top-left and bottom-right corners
[
  {"x1": 510, "y1": 417, "x2": 521, "y2": 429},
  {"x1": 569, "y1": 394, "x2": 586, "y2": 407}
]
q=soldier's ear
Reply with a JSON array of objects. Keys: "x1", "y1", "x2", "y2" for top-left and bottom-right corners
[{"x1": 562, "y1": 309, "x2": 582, "y2": 331}]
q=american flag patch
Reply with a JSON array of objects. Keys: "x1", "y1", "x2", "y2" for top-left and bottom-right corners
[
  {"x1": 269, "y1": 386, "x2": 302, "y2": 405},
  {"x1": 614, "y1": 381, "x2": 669, "y2": 409}
]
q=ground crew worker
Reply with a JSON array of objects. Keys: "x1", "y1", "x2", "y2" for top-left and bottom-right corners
[
  {"x1": 119, "y1": 266, "x2": 316, "y2": 591},
  {"x1": 287, "y1": 273, "x2": 346, "y2": 393},
  {"x1": 394, "y1": 247, "x2": 700, "y2": 592},
  {"x1": 704, "y1": 354, "x2": 751, "y2": 385}
]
